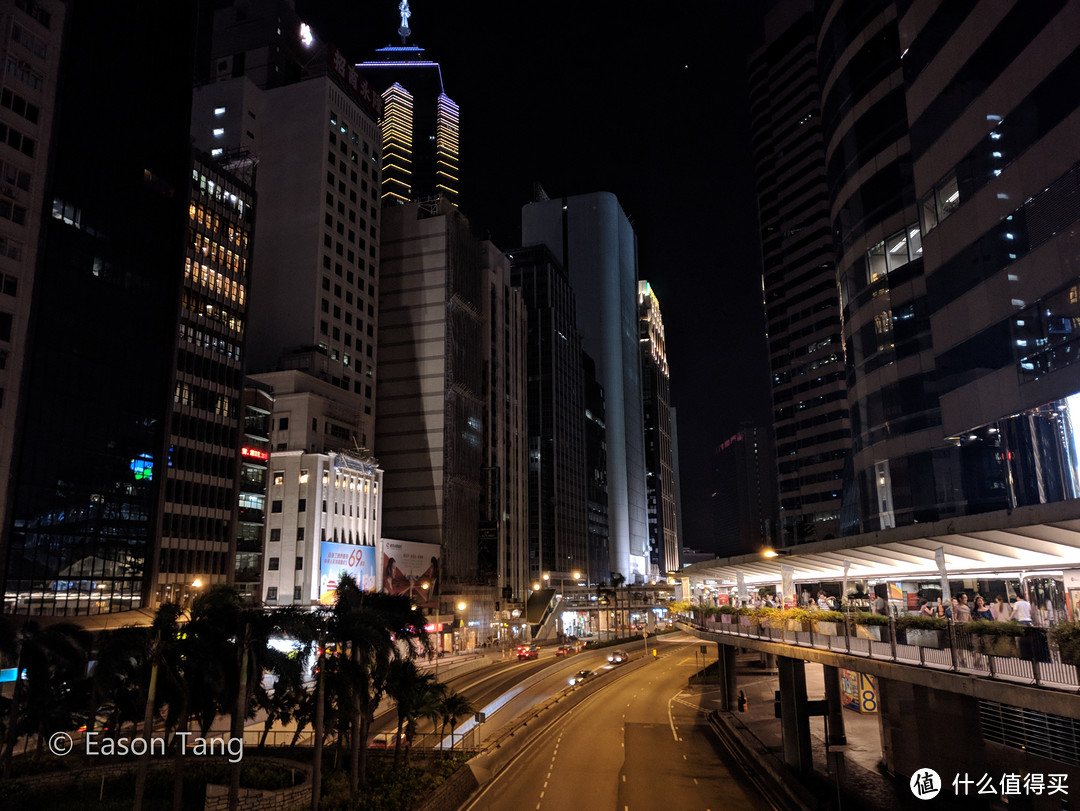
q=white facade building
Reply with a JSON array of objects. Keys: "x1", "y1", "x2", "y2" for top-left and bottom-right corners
[{"x1": 261, "y1": 450, "x2": 382, "y2": 605}]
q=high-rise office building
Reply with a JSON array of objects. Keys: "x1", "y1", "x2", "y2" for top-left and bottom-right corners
[
  {"x1": 900, "y1": 0, "x2": 1080, "y2": 511},
  {"x1": 154, "y1": 153, "x2": 256, "y2": 607},
  {"x1": 582, "y1": 352, "x2": 610, "y2": 584},
  {"x1": 2, "y1": 1, "x2": 205, "y2": 615},
  {"x1": 480, "y1": 242, "x2": 528, "y2": 601},
  {"x1": 358, "y1": 2, "x2": 460, "y2": 205},
  {"x1": 637, "y1": 281, "x2": 679, "y2": 576},
  {"x1": 377, "y1": 198, "x2": 526, "y2": 603},
  {"x1": 510, "y1": 244, "x2": 588, "y2": 585},
  {"x1": 748, "y1": 0, "x2": 848, "y2": 544},
  {"x1": 821, "y1": 0, "x2": 1007, "y2": 534},
  {"x1": 522, "y1": 192, "x2": 648, "y2": 582},
  {"x1": 193, "y1": 0, "x2": 383, "y2": 430},
  {"x1": 0, "y1": 0, "x2": 64, "y2": 600}
]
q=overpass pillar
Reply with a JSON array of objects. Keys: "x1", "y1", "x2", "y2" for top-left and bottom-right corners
[
  {"x1": 717, "y1": 642, "x2": 738, "y2": 711},
  {"x1": 822, "y1": 664, "x2": 847, "y2": 745},
  {"x1": 778, "y1": 656, "x2": 813, "y2": 775}
]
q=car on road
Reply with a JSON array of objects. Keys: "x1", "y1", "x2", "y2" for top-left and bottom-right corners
[
  {"x1": 607, "y1": 649, "x2": 630, "y2": 664},
  {"x1": 517, "y1": 644, "x2": 539, "y2": 660},
  {"x1": 555, "y1": 644, "x2": 574, "y2": 656},
  {"x1": 568, "y1": 669, "x2": 594, "y2": 686}
]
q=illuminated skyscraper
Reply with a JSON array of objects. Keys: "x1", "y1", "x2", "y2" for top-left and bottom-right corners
[
  {"x1": 638, "y1": 281, "x2": 679, "y2": 576},
  {"x1": 358, "y1": 4, "x2": 460, "y2": 204}
]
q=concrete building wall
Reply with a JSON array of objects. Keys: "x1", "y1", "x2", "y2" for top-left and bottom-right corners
[
  {"x1": 376, "y1": 199, "x2": 486, "y2": 585},
  {"x1": 481, "y1": 242, "x2": 529, "y2": 601},
  {"x1": 878, "y1": 676, "x2": 1077, "y2": 809},
  {"x1": 191, "y1": 63, "x2": 381, "y2": 425}
]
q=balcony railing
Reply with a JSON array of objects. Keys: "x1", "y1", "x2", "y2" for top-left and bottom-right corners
[{"x1": 683, "y1": 614, "x2": 1080, "y2": 692}]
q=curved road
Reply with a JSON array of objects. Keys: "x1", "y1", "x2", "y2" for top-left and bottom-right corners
[{"x1": 464, "y1": 634, "x2": 771, "y2": 811}]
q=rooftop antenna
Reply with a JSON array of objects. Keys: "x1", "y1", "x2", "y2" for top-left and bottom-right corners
[{"x1": 397, "y1": 0, "x2": 412, "y2": 44}]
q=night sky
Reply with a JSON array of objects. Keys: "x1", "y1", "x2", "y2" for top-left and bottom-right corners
[{"x1": 297, "y1": 1, "x2": 772, "y2": 553}]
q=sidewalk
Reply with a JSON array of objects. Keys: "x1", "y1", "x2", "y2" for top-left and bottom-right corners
[{"x1": 714, "y1": 652, "x2": 947, "y2": 810}]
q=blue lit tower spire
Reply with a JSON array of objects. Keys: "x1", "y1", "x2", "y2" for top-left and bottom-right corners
[
  {"x1": 397, "y1": 1, "x2": 411, "y2": 43},
  {"x1": 357, "y1": 6, "x2": 460, "y2": 204}
]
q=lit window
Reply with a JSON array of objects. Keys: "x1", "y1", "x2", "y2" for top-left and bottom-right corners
[
  {"x1": 213, "y1": 128, "x2": 225, "y2": 137},
  {"x1": 211, "y1": 148, "x2": 223, "y2": 157},
  {"x1": 214, "y1": 107, "x2": 226, "y2": 116},
  {"x1": 299, "y1": 470, "x2": 309, "y2": 484}
]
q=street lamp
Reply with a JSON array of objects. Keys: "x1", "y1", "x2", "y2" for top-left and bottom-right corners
[
  {"x1": 544, "y1": 570, "x2": 583, "y2": 639},
  {"x1": 188, "y1": 577, "x2": 204, "y2": 609},
  {"x1": 454, "y1": 601, "x2": 468, "y2": 653},
  {"x1": 421, "y1": 580, "x2": 443, "y2": 678}
]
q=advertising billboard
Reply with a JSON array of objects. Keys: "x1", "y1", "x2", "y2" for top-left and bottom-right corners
[
  {"x1": 319, "y1": 542, "x2": 377, "y2": 604},
  {"x1": 379, "y1": 538, "x2": 441, "y2": 604}
]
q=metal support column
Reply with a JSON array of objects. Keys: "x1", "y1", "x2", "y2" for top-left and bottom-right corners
[
  {"x1": 777, "y1": 656, "x2": 813, "y2": 775},
  {"x1": 718, "y1": 643, "x2": 737, "y2": 711},
  {"x1": 822, "y1": 664, "x2": 848, "y2": 745}
]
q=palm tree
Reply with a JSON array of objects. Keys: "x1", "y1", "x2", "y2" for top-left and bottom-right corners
[
  {"x1": 385, "y1": 659, "x2": 444, "y2": 766},
  {"x1": 90, "y1": 624, "x2": 153, "y2": 738},
  {"x1": 275, "y1": 605, "x2": 332, "y2": 811},
  {"x1": 228, "y1": 606, "x2": 281, "y2": 811},
  {"x1": 610, "y1": 572, "x2": 630, "y2": 638},
  {"x1": 253, "y1": 645, "x2": 304, "y2": 747},
  {"x1": 330, "y1": 574, "x2": 429, "y2": 792},
  {"x1": 437, "y1": 691, "x2": 475, "y2": 754},
  {"x1": 0, "y1": 618, "x2": 90, "y2": 777}
]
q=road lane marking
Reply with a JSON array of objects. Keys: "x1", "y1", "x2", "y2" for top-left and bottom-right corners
[{"x1": 666, "y1": 690, "x2": 680, "y2": 740}]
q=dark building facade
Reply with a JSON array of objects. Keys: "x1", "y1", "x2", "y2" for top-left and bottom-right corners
[
  {"x1": 0, "y1": 0, "x2": 64, "y2": 602},
  {"x1": 748, "y1": 0, "x2": 849, "y2": 544},
  {"x1": 2, "y1": 1, "x2": 204, "y2": 614},
  {"x1": 510, "y1": 244, "x2": 588, "y2": 585},
  {"x1": 583, "y1": 351, "x2": 610, "y2": 583},
  {"x1": 712, "y1": 424, "x2": 774, "y2": 558},
  {"x1": 235, "y1": 380, "x2": 272, "y2": 603}
]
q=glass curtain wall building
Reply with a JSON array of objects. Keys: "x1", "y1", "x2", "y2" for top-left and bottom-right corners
[
  {"x1": 2, "y1": 1, "x2": 201, "y2": 614},
  {"x1": 900, "y1": 0, "x2": 1080, "y2": 510},
  {"x1": 816, "y1": 0, "x2": 1080, "y2": 533}
]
